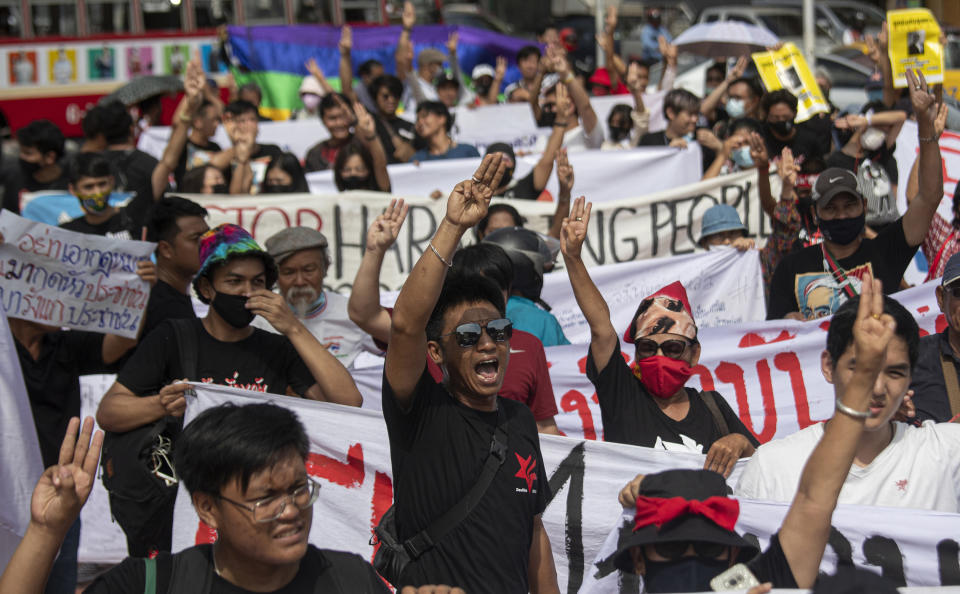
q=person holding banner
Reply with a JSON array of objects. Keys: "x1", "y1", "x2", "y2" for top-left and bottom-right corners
[
  {"x1": 767, "y1": 69, "x2": 944, "y2": 321},
  {"x1": 59, "y1": 153, "x2": 139, "y2": 240},
  {"x1": 616, "y1": 274, "x2": 906, "y2": 592},
  {"x1": 382, "y1": 154, "x2": 560, "y2": 593},
  {"x1": 561, "y1": 197, "x2": 758, "y2": 475}
]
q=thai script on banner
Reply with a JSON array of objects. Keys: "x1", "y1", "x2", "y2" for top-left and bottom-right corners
[
  {"x1": 186, "y1": 169, "x2": 764, "y2": 292},
  {"x1": 887, "y1": 8, "x2": 944, "y2": 88},
  {"x1": 752, "y1": 43, "x2": 829, "y2": 123},
  {"x1": 0, "y1": 211, "x2": 154, "y2": 337}
]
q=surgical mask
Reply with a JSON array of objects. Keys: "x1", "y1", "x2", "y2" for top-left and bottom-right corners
[
  {"x1": 211, "y1": 291, "x2": 255, "y2": 328},
  {"x1": 819, "y1": 213, "x2": 865, "y2": 245},
  {"x1": 731, "y1": 146, "x2": 754, "y2": 168},
  {"x1": 210, "y1": 184, "x2": 229, "y2": 194},
  {"x1": 19, "y1": 158, "x2": 41, "y2": 178},
  {"x1": 682, "y1": 132, "x2": 695, "y2": 143},
  {"x1": 77, "y1": 189, "x2": 110, "y2": 213},
  {"x1": 768, "y1": 120, "x2": 793, "y2": 136},
  {"x1": 537, "y1": 110, "x2": 557, "y2": 128},
  {"x1": 262, "y1": 183, "x2": 296, "y2": 194},
  {"x1": 301, "y1": 93, "x2": 321, "y2": 111},
  {"x1": 725, "y1": 98, "x2": 746, "y2": 118},
  {"x1": 867, "y1": 89, "x2": 883, "y2": 104},
  {"x1": 642, "y1": 557, "x2": 729, "y2": 593},
  {"x1": 860, "y1": 127, "x2": 885, "y2": 151},
  {"x1": 340, "y1": 176, "x2": 369, "y2": 190},
  {"x1": 631, "y1": 355, "x2": 693, "y2": 399}
]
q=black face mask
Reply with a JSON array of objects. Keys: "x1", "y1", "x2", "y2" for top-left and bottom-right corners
[
  {"x1": 475, "y1": 82, "x2": 492, "y2": 96},
  {"x1": 537, "y1": 110, "x2": 557, "y2": 128},
  {"x1": 610, "y1": 125, "x2": 632, "y2": 142},
  {"x1": 211, "y1": 292, "x2": 255, "y2": 328},
  {"x1": 499, "y1": 167, "x2": 514, "y2": 187},
  {"x1": 642, "y1": 557, "x2": 729, "y2": 593},
  {"x1": 19, "y1": 158, "x2": 41, "y2": 178},
  {"x1": 210, "y1": 183, "x2": 229, "y2": 194},
  {"x1": 340, "y1": 176, "x2": 369, "y2": 190},
  {"x1": 768, "y1": 120, "x2": 793, "y2": 137},
  {"x1": 819, "y1": 213, "x2": 865, "y2": 245},
  {"x1": 262, "y1": 183, "x2": 296, "y2": 194}
]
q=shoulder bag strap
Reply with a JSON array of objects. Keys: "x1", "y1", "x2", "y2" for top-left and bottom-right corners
[
  {"x1": 939, "y1": 352, "x2": 960, "y2": 423},
  {"x1": 171, "y1": 319, "x2": 199, "y2": 381},
  {"x1": 821, "y1": 243, "x2": 859, "y2": 300},
  {"x1": 700, "y1": 391, "x2": 730, "y2": 437},
  {"x1": 402, "y1": 404, "x2": 510, "y2": 559},
  {"x1": 143, "y1": 557, "x2": 157, "y2": 594},
  {"x1": 927, "y1": 231, "x2": 957, "y2": 282}
]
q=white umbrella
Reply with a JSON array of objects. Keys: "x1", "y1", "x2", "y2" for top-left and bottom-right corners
[{"x1": 673, "y1": 21, "x2": 780, "y2": 57}]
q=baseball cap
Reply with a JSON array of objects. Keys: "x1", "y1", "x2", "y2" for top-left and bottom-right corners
[
  {"x1": 811, "y1": 167, "x2": 862, "y2": 207},
  {"x1": 435, "y1": 72, "x2": 460, "y2": 88},
  {"x1": 417, "y1": 48, "x2": 446, "y2": 69},
  {"x1": 471, "y1": 64, "x2": 495, "y2": 80},
  {"x1": 265, "y1": 226, "x2": 329, "y2": 265},
  {"x1": 942, "y1": 252, "x2": 960, "y2": 286}
]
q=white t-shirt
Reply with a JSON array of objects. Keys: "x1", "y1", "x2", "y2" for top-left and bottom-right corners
[
  {"x1": 252, "y1": 290, "x2": 381, "y2": 369},
  {"x1": 531, "y1": 123, "x2": 605, "y2": 153},
  {"x1": 735, "y1": 421, "x2": 960, "y2": 513}
]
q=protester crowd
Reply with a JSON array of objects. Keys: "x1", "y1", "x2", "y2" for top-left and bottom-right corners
[{"x1": 2, "y1": 2, "x2": 960, "y2": 593}]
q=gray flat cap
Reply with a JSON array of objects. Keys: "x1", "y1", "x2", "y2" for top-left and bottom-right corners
[{"x1": 265, "y1": 227, "x2": 329, "y2": 264}]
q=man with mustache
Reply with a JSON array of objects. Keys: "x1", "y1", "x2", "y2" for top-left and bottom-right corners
[{"x1": 256, "y1": 227, "x2": 380, "y2": 369}]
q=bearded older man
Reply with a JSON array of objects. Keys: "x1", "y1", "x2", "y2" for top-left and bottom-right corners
[{"x1": 257, "y1": 227, "x2": 381, "y2": 368}]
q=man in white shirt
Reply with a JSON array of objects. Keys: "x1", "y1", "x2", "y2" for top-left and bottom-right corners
[
  {"x1": 257, "y1": 227, "x2": 380, "y2": 368},
  {"x1": 736, "y1": 294, "x2": 960, "y2": 513}
]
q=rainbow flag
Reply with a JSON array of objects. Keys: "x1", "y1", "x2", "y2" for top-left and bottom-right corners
[{"x1": 227, "y1": 24, "x2": 533, "y2": 120}]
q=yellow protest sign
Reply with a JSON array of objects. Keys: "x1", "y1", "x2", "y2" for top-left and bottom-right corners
[
  {"x1": 887, "y1": 8, "x2": 943, "y2": 88},
  {"x1": 751, "y1": 43, "x2": 828, "y2": 123}
]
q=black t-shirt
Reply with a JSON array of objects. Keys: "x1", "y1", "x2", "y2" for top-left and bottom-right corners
[
  {"x1": 798, "y1": 113, "x2": 833, "y2": 158},
  {"x1": 747, "y1": 533, "x2": 799, "y2": 588},
  {"x1": 17, "y1": 330, "x2": 115, "y2": 467},
  {"x1": 825, "y1": 145, "x2": 899, "y2": 184},
  {"x1": 763, "y1": 126, "x2": 823, "y2": 164},
  {"x1": 585, "y1": 340, "x2": 759, "y2": 451},
  {"x1": 116, "y1": 318, "x2": 314, "y2": 397},
  {"x1": 638, "y1": 131, "x2": 717, "y2": 176},
  {"x1": 375, "y1": 116, "x2": 418, "y2": 164},
  {"x1": 83, "y1": 544, "x2": 389, "y2": 593},
  {"x1": 102, "y1": 149, "x2": 160, "y2": 228},
  {"x1": 225, "y1": 143, "x2": 284, "y2": 188},
  {"x1": 59, "y1": 209, "x2": 137, "y2": 239},
  {"x1": 0, "y1": 162, "x2": 70, "y2": 214},
  {"x1": 499, "y1": 170, "x2": 540, "y2": 200},
  {"x1": 381, "y1": 368, "x2": 550, "y2": 593},
  {"x1": 174, "y1": 138, "x2": 223, "y2": 186},
  {"x1": 766, "y1": 218, "x2": 916, "y2": 320},
  {"x1": 141, "y1": 280, "x2": 196, "y2": 339}
]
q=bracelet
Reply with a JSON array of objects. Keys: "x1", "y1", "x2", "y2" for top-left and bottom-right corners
[
  {"x1": 178, "y1": 112, "x2": 193, "y2": 123},
  {"x1": 866, "y1": 112, "x2": 873, "y2": 126},
  {"x1": 553, "y1": 121, "x2": 570, "y2": 128},
  {"x1": 428, "y1": 242, "x2": 452, "y2": 268},
  {"x1": 835, "y1": 399, "x2": 871, "y2": 419},
  {"x1": 563, "y1": 72, "x2": 575, "y2": 83},
  {"x1": 918, "y1": 135, "x2": 940, "y2": 143}
]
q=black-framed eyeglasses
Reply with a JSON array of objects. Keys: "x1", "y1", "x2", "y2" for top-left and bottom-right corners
[
  {"x1": 635, "y1": 337, "x2": 691, "y2": 360},
  {"x1": 653, "y1": 540, "x2": 727, "y2": 560},
  {"x1": 441, "y1": 318, "x2": 512, "y2": 348},
  {"x1": 218, "y1": 477, "x2": 320, "y2": 523}
]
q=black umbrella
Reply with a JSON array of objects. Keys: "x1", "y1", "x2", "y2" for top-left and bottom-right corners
[{"x1": 99, "y1": 75, "x2": 183, "y2": 107}]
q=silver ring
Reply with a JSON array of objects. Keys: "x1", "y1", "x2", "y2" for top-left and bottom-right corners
[
  {"x1": 471, "y1": 177, "x2": 481, "y2": 183},
  {"x1": 575, "y1": 217, "x2": 583, "y2": 221},
  {"x1": 915, "y1": 86, "x2": 921, "y2": 90}
]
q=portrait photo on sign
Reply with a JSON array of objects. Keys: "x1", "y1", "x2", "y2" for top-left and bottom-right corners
[
  {"x1": 777, "y1": 66, "x2": 803, "y2": 93},
  {"x1": 9, "y1": 50, "x2": 37, "y2": 85},
  {"x1": 49, "y1": 48, "x2": 77, "y2": 84},
  {"x1": 89, "y1": 46, "x2": 115, "y2": 80},
  {"x1": 908, "y1": 30, "x2": 925, "y2": 56},
  {"x1": 126, "y1": 46, "x2": 154, "y2": 77}
]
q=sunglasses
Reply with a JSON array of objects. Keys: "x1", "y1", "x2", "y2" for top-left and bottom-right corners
[
  {"x1": 653, "y1": 540, "x2": 727, "y2": 560},
  {"x1": 442, "y1": 318, "x2": 512, "y2": 348},
  {"x1": 634, "y1": 338, "x2": 691, "y2": 360}
]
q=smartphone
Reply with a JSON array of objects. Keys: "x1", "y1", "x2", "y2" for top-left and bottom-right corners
[{"x1": 710, "y1": 563, "x2": 760, "y2": 591}]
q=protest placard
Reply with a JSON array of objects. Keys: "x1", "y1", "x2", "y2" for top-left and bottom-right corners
[
  {"x1": 887, "y1": 8, "x2": 944, "y2": 88},
  {"x1": 0, "y1": 211, "x2": 155, "y2": 338},
  {"x1": 752, "y1": 43, "x2": 829, "y2": 123}
]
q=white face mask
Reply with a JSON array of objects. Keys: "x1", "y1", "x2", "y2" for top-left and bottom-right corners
[
  {"x1": 726, "y1": 98, "x2": 746, "y2": 118},
  {"x1": 860, "y1": 127, "x2": 885, "y2": 151}
]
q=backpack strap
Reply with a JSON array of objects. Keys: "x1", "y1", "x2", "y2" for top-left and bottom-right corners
[
  {"x1": 170, "y1": 319, "x2": 199, "y2": 381},
  {"x1": 402, "y1": 404, "x2": 510, "y2": 559},
  {"x1": 701, "y1": 391, "x2": 730, "y2": 437},
  {"x1": 939, "y1": 352, "x2": 960, "y2": 423},
  {"x1": 143, "y1": 557, "x2": 156, "y2": 594}
]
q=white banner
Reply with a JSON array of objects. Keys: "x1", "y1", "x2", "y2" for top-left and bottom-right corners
[
  {"x1": 188, "y1": 169, "x2": 765, "y2": 292},
  {"x1": 0, "y1": 212, "x2": 155, "y2": 338},
  {"x1": 894, "y1": 119, "x2": 960, "y2": 224},
  {"x1": 305, "y1": 145, "x2": 702, "y2": 204},
  {"x1": 0, "y1": 308, "x2": 44, "y2": 571}
]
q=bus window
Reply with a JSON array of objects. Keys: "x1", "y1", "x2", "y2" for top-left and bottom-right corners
[
  {"x1": 143, "y1": 0, "x2": 182, "y2": 31},
  {"x1": 195, "y1": 0, "x2": 231, "y2": 28},
  {"x1": 0, "y1": 1, "x2": 22, "y2": 37},
  {"x1": 87, "y1": 1, "x2": 132, "y2": 34},
  {"x1": 244, "y1": 0, "x2": 287, "y2": 25},
  {"x1": 31, "y1": 0, "x2": 78, "y2": 37}
]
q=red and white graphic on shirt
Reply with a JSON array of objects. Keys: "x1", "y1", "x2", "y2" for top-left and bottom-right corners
[{"x1": 515, "y1": 453, "x2": 538, "y2": 493}]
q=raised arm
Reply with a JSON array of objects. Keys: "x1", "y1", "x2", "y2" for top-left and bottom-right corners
[
  {"x1": 906, "y1": 102, "x2": 947, "y2": 205},
  {"x1": 748, "y1": 131, "x2": 774, "y2": 217},
  {"x1": 701, "y1": 56, "x2": 746, "y2": 118},
  {"x1": 348, "y1": 199, "x2": 409, "y2": 343},
  {"x1": 528, "y1": 59, "x2": 546, "y2": 125},
  {"x1": 554, "y1": 53, "x2": 598, "y2": 135},
  {"x1": 598, "y1": 5, "x2": 619, "y2": 88},
  {"x1": 246, "y1": 289, "x2": 363, "y2": 406},
  {"x1": 657, "y1": 36, "x2": 678, "y2": 91},
  {"x1": 901, "y1": 69, "x2": 945, "y2": 246},
  {"x1": 228, "y1": 132, "x2": 255, "y2": 195},
  {"x1": 0, "y1": 418, "x2": 101, "y2": 594},
  {"x1": 395, "y1": 1, "x2": 415, "y2": 79},
  {"x1": 386, "y1": 154, "x2": 506, "y2": 409},
  {"x1": 779, "y1": 276, "x2": 894, "y2": 588},
  {"x1": 560, "y1": 196, "x2": 617, "y2": 371},
  {"x1": 152, "y1": 54, "x2": 205, "y2": 199},
  {"x1": 337, "y1": 26, "x2": 358, "y2": 104},
  {"x1": 548, "y1": 149, "x2": 573, "y2": 239},
  {"x1": 530, "y1": 85, "x2": 570, "y2": 191},
  {"x1": 486, "y1": 56, "x2": 507, "y2": 105},
  {"x1": 867, "y1": 24, "x2": 897, "y2": 108},
  {"x1": 306, "y1": 57, "x2": 336, "y2": 97}
]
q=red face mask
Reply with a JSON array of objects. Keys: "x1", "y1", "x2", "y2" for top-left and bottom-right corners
[{"x1": 631, "y1": 355, "x2": 693, "y2": 399}]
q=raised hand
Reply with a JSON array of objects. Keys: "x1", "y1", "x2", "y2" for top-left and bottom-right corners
[
  {"x1": 865, "y1": 34, "x2": 882, "y2": 64},
  {"x1": 401, "y1": 1, "x2": 415, "y2": 30},
  {"x1": 906, "y1": 69, "x2": 939, "y2": 129},
  {"x1": 367, "y1": 198, "x2": 409, "y2": 252},
  {"x1": 331, "y1": 92, "x2": 358, "y2": 126},
  {"x1": 727, "y1": 55, "x2": 747, "y2": 82},
  {"x1": 604, "y1": 4, "x2": 617, "y2": 33},
  {"x1": 878, "y1": 21, "x2": 888, "y2": 51},
  {"x1": 852, "y1": 273, "x2": 896, "y2": 379},
  {"x1": 443, "y1": 153, "x2": 506, "y2": 230},
  {"x1": 556, "y1": 148, "x2": 574, "y2": 194},
  {"x1": 339, "y1": 25, "x2": 352, "y2": 54},
  {"x1": 778, "y1": 146, "x2": 799, "y2": 188},
  {"x1": 30, "y1": 417, "x2": 102, "y2": 537},
  {"x1": 354, "y1": 101, "x2": 375, "y2": 139},
  {"x1": 560, "y1": 195, "x2": 591, "y2": 259},
  {"x1": 748, "y1": 131, "x2": 769, "y2": 169},
  {"x1": 306, "y1": 57, "x2": 325, "y2": 79},
  {"x1": 555, "y1": 82, "x2": 573, "y2": 121},
  {"x1": 626, "y1": 61, "x2": 643, "y2": 93},
  {"x1": 446, "y1": 31, "x2": 458, "y2": 55},
  {"x1": 935, "y1": 102, "x2": 949, "y2": 138},
  {"x1": 495, "y1": 55, "x2": 507, "y2": 79},
  {"x1": 658, "y1": 35, "x2": 677, "y2": 65},
  {"x1": 596, "y1": 32, "x2": 613, "y2": 55}
]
